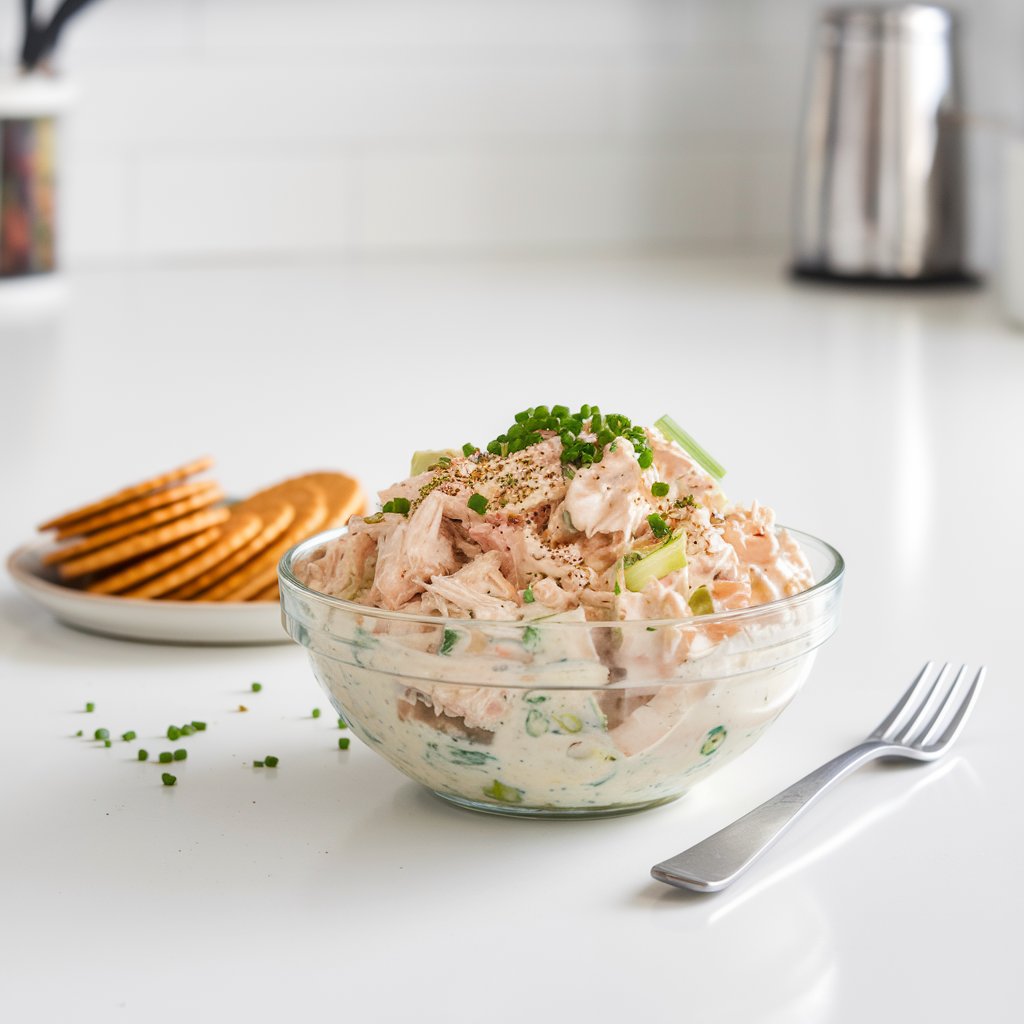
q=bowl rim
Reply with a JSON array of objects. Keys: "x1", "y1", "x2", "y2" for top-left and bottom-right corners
[{"x1": 278, "y1": 525, "x2": 844, "y2": 630}]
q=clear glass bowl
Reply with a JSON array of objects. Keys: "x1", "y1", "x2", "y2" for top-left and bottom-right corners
[{"x1": 279, "y1": 528, "x2": 844, "y2": 819}]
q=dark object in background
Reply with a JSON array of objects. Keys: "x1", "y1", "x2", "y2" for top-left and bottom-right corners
[
  {"x1": 791, "y1": 4, "x2": 972, "y2": 284},
  {"x1": 19, "y1": 0, "x2": 102, "y2": 72},
  {"x1": 0, "y1": 115, "x2": 56, "y2": 276}
]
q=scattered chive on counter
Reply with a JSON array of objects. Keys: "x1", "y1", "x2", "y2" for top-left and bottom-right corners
[
  {"x1": 167, "y1": 726, "x2": 181, "y2": 741},
  {"x1": 137, "y1": 749, "x2": 148, "y2": 762},
  {"x1": 180, "y1": 724, "x2": 195, "y2": 736},
  {"x1": 312, "y1": 708, "x2": 321, "y2": 719},
  {"x1": 94, "y1": 728, "x2": 109, "y2": 741},
  {"x1": 85, "y1": 702, "x2": 95, "y2": 713},
  {"x1": 338, "y1": 738, "x2": 350, "y2": 750},
  {"x1": 161, "y1": 773, "x2": 176, "y2": 787},
  {"x1": 251, "y1": 682, "x2": 262, "y2": 693},
  {"x1": 173, "y1": 749, "x2": 187, "y2": 761},
  {"x1": 338, "y1": 717, "x2": 348, "y2": 729},
  {"x1": 103, "y1": 739, "x2": 112, "y2": 748},
  {"x1": 158, "y1": 752, "x2": 173, "y2": 764},
  {"x1": 264, "y1": 756, "x2": 279, "y2": 768},
  {"x1": 75, "y1": 730, "x2": 82, "y2": 737},
  {"x1": 191, "y1": 721, "x2": 206, "y2": 731},
  {"x1": 121, "y1": 730, "x2": 136, "y2": 742},
  {"x1": 253, "y1": 760, "x2": 265, "y2": 768}
]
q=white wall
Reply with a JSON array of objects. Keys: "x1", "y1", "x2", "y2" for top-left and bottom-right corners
[{"x1": 2, "y1": 0, "x2": 1022, "y2": 266}]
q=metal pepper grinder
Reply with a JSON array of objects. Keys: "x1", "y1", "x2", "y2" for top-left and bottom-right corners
[{"x1": 791, "y1": 3, "x2": 972, "y2": 283}]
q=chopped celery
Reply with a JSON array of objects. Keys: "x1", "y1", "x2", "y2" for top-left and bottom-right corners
[
  {"x1": 552, "y1": 713, "x2": 583, "y2": 734},
  {"x1": 624, "y1": 533, "x2": 687, "y2": 592},
  {"x1": 409, "y1": 449, "x2": 459, "y2": 475},
  {"x1": 654, "y1": 415, "x2": 727, "y2": 480},
  {"x1": 700, "y1": 726, "x2": 727, "y2": 756},
  {"x1": 522, "y1": 625, "x2": 541, "y2": 652},
  {"x1": 483, "y1": 779, "x2": 524, "y2": 804},
  {"x1": 688, "y1": 585, "x2": 714, "y2": 616}
]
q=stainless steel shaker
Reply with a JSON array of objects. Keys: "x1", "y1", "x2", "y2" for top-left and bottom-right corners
[{"x1": 791, "y1": 4, "x2": 971, "y2": 282}]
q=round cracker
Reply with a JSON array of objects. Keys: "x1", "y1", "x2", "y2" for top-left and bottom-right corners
[
  {"x1": 58, "y1": 506, "x2": 230, "y2": 580},
  {"x1": 87, "y1": 525, "x2": 226, "y2": 595},
  {"x1": 38, "y1": 457, "x2": 215, "y2": 533},
  {"x1": 249, "y1": 581, "x2": 280, "y2": 602},
  {"x1": 202, "y1": 482, "x2": 327, "y2": 601},
  {"x1": 121, "y1": 511, "x2": 264, "y2": 598},
  {"x1": 43, "y1": 484, "x2": 225, "y2": 566},
  {"x1": 291, "y1": 472, "x2": 365, "y2": 526},
  {"x1": 165, "y1": 495, "x2": 295, "y2": 600}
]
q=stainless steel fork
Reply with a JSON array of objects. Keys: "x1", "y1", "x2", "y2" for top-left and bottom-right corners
[{"x1": 651, "y1": 662, "x2": 985, "y2": 893}]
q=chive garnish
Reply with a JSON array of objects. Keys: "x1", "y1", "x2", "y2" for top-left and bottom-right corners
[
  {"x1": 161, "y1": 773, "x2": 176, "y2": 787},
  {"x1": 338, "y1": 717, "x2": 348, "y2": 729},
  {"x1": 462, "y1": 443, "x2": 476, "y2": 457},
  {"x1": 523, "y1": 586, "x2": 535, "y2": 604},
  {"x1": 651, "y1": 481, "x2": 669, "y2": 497},
  {"x1": 264, "y1": 756, "x2": 279, "y2": 768},
  {"x1": 191, "y1": 721, "x2": 207, "y2": 731},
  {"x1": 75, "y1": 730, "x2": 83, "y2": 737},
  {"x1": 173, "y1": 749, "x2": 187, "y2": 761},
  {"x1": 104, "y1": 739, "x2": 112, "y2": 748},
  {"x1": 94, "y1": 728, "x2": 109, "y2": 741},
  {"x1": 138, "y1": 749, "x2": 148, "y2": 762},
  {"x1": 251, "y1": 682, "x2": 262, "y2": 693},
  {"x1": 647, "y1": 513, "x2": 670, "y2": 538},
  {"x1": 180, "y1": 725, "x2": 195, "y2": 736},
  {"x1": 439, "y1": 629, "x2": 458, "y2": 655},
  {"x1": 122, "y1": 730, "x2": 136, "y2": 742},
  {"x1": 159, "y1": 752, "x2": 173, "y2": 764},
  {"x1": 312, "y1": 708, "x2": 321, "y2": 719},
  {"x1": 167, "y1": 726, "x2": 181, "y2": 741},
  {"x1": 338, "y1": 737, "x2": 350, "y2": 750},
  {"x1": 467, "y1": 493, "x2": 489, "y2": 515},
  {"x1": 254, "y1": 760, "x2": 265, "y2": 768},
  {"x1": 85, "y1": 702, "x2": 95, "y2": 713}
]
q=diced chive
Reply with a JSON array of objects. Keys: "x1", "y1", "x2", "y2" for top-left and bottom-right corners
[
  {"x1": 137, "y1": 749, "x2": 148, "y2": 762},
  {"x1": 104, "y1": 739, "x2": 112, "y2": 748},
  {"x1": 180, "y1": 725, "x2": 195, "y2": 736},
  {"x1": 467, "y1": 493, "x2": 489, "y2": 515},
  {"x1": 75, "y1": 730, "x2": 83, "y2": 737},
  {"x1": 159, "y1": 752, "x2": 173, "y2": 764},
  {"x1": 191, "y1": 721, "x2": 207, "y2": 731},
  {"x1": 122, "y1": 730, "x2": 136, "y2": 742},
  {"x1": 382, "y1": 499, "x2": 396, "y2": 513},
  {"x1": 85, "y1": 702, "x2": 95, "y2": 713},
  {"x1": 338, "y1": 737, "x2": 350, "y2": 750},
  {"x1": 161, "y1": 773, "x2": 176, "y2": 787},
  {"x1": 312, "y1": 708, "x2": 321, "y2": 719},
  {"x1": 651, "y1": 481, "x2": 669, "y2": 497},
  {"x1": 251, "y1": 682, "x2": 262, "y2": 692},
  {"x1": 637, "y1": 449, "x2": 653, "y2": 469},
  {"x1": 523, "y1": 586, "x2": 535, "y2": 604},
  {"x1": 391, "y1": 497, "x2": 411, "y2": 515},
  {"x1": 462, "y1": 443, "x2": 476, "y2": 457},
  {"x1": 167, "y1": 726, "x2": 181, "y2": 741},
  {"x1": 338, "y1": 717, "x2": 348, "y2": 729},
  {"x1": 648, "y1": 513, "x2": 670, "y2": 538},
  {"x1": 654, "y1": 414, "x2": 727, "y2": 479},
  {"x1": 173, "y1": 749, "x2": 187, "y2": 761},
  {"x1": 253, "y1": 760, "x2": 265, "y2": 768},
  {"x1": 264, "y1": 756, "x2": 279, "y2": 768},
  {"x1": 522, "y1": 625, "x2": 541, "y2": 652},
  {"x1": 94, "y1": 728, "x2": 109, "y2": 741},
  {"x1": 614, "y1": 581, "x2": 621, "y2": 595},
  {"x1": 439, "y1": 628, "x2": 459, "y2": 656}
]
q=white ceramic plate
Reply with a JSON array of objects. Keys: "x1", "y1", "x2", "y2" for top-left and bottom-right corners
[{"x1": 6, "y1": 540, "x2": 289, "y2": 645}]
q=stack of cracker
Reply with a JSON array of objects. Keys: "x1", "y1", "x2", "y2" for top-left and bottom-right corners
[{"x1": 38, "y1": 459, "x2": 364, "y2": 602}]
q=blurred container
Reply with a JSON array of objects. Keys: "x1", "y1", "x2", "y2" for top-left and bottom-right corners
[
  {"x1": 0, "y1": 74, "x2": 74, "y2": 280},
  {"x1": 791, "y1": 4, "x2": 971, "y2": 283},
  {"x1": 1001, "y1": 136, "x2": 1024, "y2": 327}
]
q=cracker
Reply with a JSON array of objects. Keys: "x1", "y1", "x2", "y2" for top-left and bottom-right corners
[
  {"x1": 38, "y1": 457, "x2": 215, "y2": 533},
  {"x1": 87, "y1": 525, "x2": 226, "y2": 595},
  {"x1": 121, "y1": 511, "x2": 264, "y2": 598},
  {"x1": 58, "y1": 506, "x2": 230, "y2": 580},
  {"x1": 166, "y1": 494, "x2": 295, "y2": 600},
  {"x1": 250, "y1": 581, "x2": 280, "y2": 602},
  {"x1": 291, "y1": 472, "x2": 365, "y2": 526},
  {"x1": 43, "y1": 484, "x2": 225, "y2": 566},
  {"x1": 201, "y1": 482, "x2": 327, "y2": 602}
]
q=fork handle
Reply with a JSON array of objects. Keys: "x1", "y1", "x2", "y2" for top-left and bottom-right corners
[{"x1": 651, "y1": 740, "x2": 889, "y2": 892}]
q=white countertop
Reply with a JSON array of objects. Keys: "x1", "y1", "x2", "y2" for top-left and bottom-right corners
[{"x1": 1, "y1": 256, "x2": 1019, "y2": 1023}]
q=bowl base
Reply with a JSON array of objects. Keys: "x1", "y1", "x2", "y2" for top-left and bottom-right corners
[{"x1": 430, "y1": 788, "x2": 683, "y2": 820}]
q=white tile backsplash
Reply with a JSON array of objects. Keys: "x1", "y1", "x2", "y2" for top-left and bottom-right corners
[{"x1": 1, "y1": 0, "x2": 1020, "y2": 265}]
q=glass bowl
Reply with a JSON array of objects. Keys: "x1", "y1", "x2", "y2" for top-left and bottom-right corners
[{"x1": 279, "y1": 528, "x2": 844, "y2": 819}]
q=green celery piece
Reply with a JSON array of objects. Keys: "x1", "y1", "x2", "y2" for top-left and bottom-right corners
[
  {"x1": 624, "y1": 533, "x2": 687, "y2": 593},
  {"x1": 654, "y1": 415, "x2": 727, "y2": 480},
  {"x1": 409, "y1": 449, "x2": 459, "y2": 475},
  {"x1": 483, "y1": 779, "x2": 524, "y2": 804},
  {"x1": 688, "y1": 585, "x2": 714, "y2": 616}
]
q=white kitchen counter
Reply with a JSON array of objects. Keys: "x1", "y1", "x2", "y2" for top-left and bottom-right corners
[{"x1": 0, "y1": 255, "x2": 1019, "y2": 1023}]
